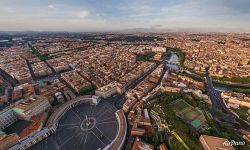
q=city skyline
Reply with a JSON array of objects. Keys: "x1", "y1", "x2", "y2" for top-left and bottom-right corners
[
  {"x1": 0, "y1": 1, "x2": 250, "y2": 149},
  {"x1": 0, "y1": 0, "x2": 250, "y2": 32}
]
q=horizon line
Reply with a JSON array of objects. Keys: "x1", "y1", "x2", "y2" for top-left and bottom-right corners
[{"x1": 0, "y1": 30, "x2": 249, "y2": 34}]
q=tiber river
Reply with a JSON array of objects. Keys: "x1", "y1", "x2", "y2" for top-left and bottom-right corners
[{"x1": 168, "y1": 52, "x2": 238, "y2": 92}]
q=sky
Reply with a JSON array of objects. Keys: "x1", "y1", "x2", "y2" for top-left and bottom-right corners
[{"x1": 0, "y1": 0, "x2": 250, "y2": 32}]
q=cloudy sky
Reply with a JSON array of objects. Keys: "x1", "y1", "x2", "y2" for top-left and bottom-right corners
[{"x1": 0, "y1": 0, "x2": 250, "y2": 32}]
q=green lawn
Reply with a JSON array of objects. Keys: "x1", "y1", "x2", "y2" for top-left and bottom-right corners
[
  {"x1": 212, "y1": 76, "x2": 250, "y2": 84},
  {"x1": 232, "y1": 106, "x2": 250, "y2": 121},
  {"x1": 232, "y1": 88, "x2": 250, "y2": 95},
  {"x1": 77, "y1": 47, "x2": 86, "y2": 51},
  {"x1": 28, "y1": 43, "x2": 50, "y2": 61},
  {"x1": 136, "y1": 52, "x2": 156, "y2": 62},
  {"x1": 171, "y1": 137, "x2": 187, "y2": 150},
  {"x1": 79, "y1": 85, "x2": 96, "y2": 95},
  {"x1": 147, "y1": 92, "x2": 250, "y2": 150},
  {"x1": 185, "y1": 71, "x2": 250, "y2": 84},
  {"x1": 147, "y1": 92, "x2": 202, "y2": 150},
  {"x1": 172, "y1": 131, "x2": 191, "y2": 150}
]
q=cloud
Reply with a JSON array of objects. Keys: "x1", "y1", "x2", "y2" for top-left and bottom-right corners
[
  {"x1": 75, "y1": 10, "x2": 89, "y2": 18},
  {"x1": 150, "y1": 25, "x2": 162, "y2": 29},
  {"x1": 48, "y1": 4, "x2": 58, "y2": 10},
  {"x1": 0, "y1": 0, "x2": 250, "y2": 32}
]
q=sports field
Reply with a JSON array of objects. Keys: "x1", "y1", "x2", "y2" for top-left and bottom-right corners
[
  {"x1": 171, "y1": 99, "x2": 206, "y2": 129},
  {"x1": 183, "y1": 108, "x2": 201, "y2": 122},
  {"x1": 173, "y1": 100, "x2": 189, "y2": 110}
]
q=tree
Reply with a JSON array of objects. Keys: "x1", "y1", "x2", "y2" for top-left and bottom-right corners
[
  {"x1": 79, "y1": 86, "x2": 96, "y2": 95},
  {"x1": 0, "y1": 84, "x2": 4, "y2": 95},
  {"x1": 152, "y1": 131, "x2": 159, "y2": 145}
]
